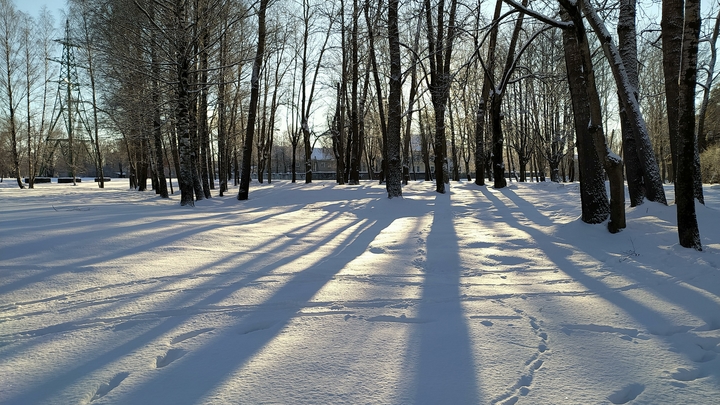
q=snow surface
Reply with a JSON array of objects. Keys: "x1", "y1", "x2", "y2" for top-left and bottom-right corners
[{"x1": 1, "y1": 178, "x2": 720, "y2": 404}]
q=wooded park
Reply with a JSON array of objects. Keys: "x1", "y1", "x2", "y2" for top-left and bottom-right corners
[{"x1": 0, "y1": 0, "x2": 718, "y2": 250}]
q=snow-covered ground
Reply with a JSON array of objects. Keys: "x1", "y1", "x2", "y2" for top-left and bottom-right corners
[{"x1": 1, "y1": 178, "x2": 719, "y2": 405}]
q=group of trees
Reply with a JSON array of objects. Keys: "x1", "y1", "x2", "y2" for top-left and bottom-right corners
[{"x1": 1, "y1": 0, "x2": 718, "y2": 249}]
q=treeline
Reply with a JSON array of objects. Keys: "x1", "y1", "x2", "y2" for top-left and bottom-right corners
[{"x1": 1, "y1": 0, "x2": 718, "y2": 249}]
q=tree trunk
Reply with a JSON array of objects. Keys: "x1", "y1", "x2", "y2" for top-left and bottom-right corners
[
  {"x1": 561, "y1": 4, "x2": 625, "y2": 230},
  {"x1": 491, "y1": 93, "x2": 507, "y2": 188},
  {"x1": 1, "y1": 5, "x2": 24, "y2": 189},
  {"x1": 332, "y1": 83, "x2": 345, "y2": 184},
  {"x1": 386, "y1": 0, "x2": 402, "y2": 198},
  {"x1": 175, "y1": 1, "x2": 194, "y2": 205},
  {"x1": 581, "y1": 0, "x2": 666, "y2": 206},
  {"x1": 424, "y1": 0, "x2": 458, "y2": 193},
  {"x1": 403, "y1": 14, "x2": 422, "y2": 185},
  {"x1": 198, "y1": 32, "x2": 212, "y2": 199},
  {"x1": 217, "y1": 31, "x2": 228, "y2": 196},
  {"x1": 150, "y1": 4, "x2": 168, "y2": 198},
  {"x1": 238, "y1": 0, "x2": 268, "y2": 200},
  {"x1": 674, "y1": 0, "x2": 702, "y2": 249},
  {"x1": 364, "y1": 0, "x2": 386, "y2": 186},
  {"x1": 617, "y1": 0, "x2": 643, "y2": 206},
  {"x1": 475, "y1": 0, "x2": 503, "y2": 187}
]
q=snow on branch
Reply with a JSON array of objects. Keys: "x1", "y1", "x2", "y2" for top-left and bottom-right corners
[{"x1": 502, "y1": 0, "x2": 573, "y2": 29}]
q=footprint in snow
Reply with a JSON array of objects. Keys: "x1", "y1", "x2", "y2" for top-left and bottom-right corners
[
  {"x1": 156, "y1": 348, "x2": 187, "y2": 368},
  {"x1": 607, "y1": 383, "x2": 644, "y2": 404},
  {"x1": 671, "y1": 367, "x2": 703, "y2": 382},
  {"x1": 90, "y1": 372, "x2": 129, "y2": 402}
]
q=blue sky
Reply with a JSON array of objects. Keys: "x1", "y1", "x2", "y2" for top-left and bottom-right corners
[{"x1": 15, "y1": 0, "x2": 66, "y2": 17}]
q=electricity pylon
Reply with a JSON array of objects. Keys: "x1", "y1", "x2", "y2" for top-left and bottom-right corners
[{"x1": 43, "y1": 19, "x2": 92, "y2": 184}]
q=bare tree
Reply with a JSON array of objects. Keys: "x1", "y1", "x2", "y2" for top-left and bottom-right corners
[
  {"x1": 580, "y1": 0, "x2": 667, "y2": 206},
  {"x1": 664, "y1": 0, "x2": 702, "y2": 249},
  {"x1": 386, "y1": 0, "x2": 402, "y2": 197},
  {"x1": 617, "y1": 0, "x2": 644, "y2": 206},
  {"x1": 424, "y1": 0, "x2": 458, "y2": 193},
  {"x1": 474, "y1": 0, "x2": 503, "y2": 187},
  {"x1": 298, "y1": 0, "x2": 334, "y2": 184},
  {"x1": 24, "y1": 8, "x2": 60, "y2": 185},
  {"x1": 0, "y1": 0, "x2": 25, "y2": 188},
  {"x1": 238, "y1": 0, "x2": 269, "y2": 200},
  {"x1": 697, "y1": 6, "x2": 720, "y2": 153},
  {"x1": 559, "y1": 0, "x2": 625, "y2": 231}
]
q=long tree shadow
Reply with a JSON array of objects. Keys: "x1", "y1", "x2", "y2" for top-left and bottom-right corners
[
  {"x1": 103, "y1": 197, "x2": 429, "y2": 403},
  {"x1": 413, "y1": 191, "x2": 482, "y2": 403},
  {"x1": 2, "y1": 206, "x2": 357, "y2": 404},
  {"x1": 479, "y1": 187, "x2": 720, "y2": 383},
  {"x1": 498, "y1": 187, "x2": 720, "y2": 331}
]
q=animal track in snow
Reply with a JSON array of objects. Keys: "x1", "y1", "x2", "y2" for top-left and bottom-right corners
[
  {"x1": 607, "y1": 383, "x2": 644, "y2": 404},
  {"x1": 89, "y1": 372, "x2": 129, "y2": 402},
  {"x1": 170, "y1": 328, "x2": 214, "y2": 344},
  {"x1": 490, "y1": 308, "x2": 550, "y2": 404},
  {"x1": 156, "y1": 348, "x2": 187, "y2": 368}
]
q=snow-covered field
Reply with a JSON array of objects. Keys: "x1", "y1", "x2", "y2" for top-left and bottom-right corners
[{"x1": 1, "y1": 178, "x2": 719, "y2": 405}]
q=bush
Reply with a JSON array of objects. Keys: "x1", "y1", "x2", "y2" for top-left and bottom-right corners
[{"x1": 701, "y1": 145, "x2": 720, "y2": 183}]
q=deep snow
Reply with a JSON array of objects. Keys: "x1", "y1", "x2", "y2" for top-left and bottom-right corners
[{"x1": 1, "y1": 178, "x2": 719, "y2": 404}]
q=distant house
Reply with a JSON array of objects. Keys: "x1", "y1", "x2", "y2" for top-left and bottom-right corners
[{"x1": 311, "y1": 147, "x2": 337, "y2": 173}]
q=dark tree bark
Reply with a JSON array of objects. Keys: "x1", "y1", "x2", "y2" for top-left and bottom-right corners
[
  {"x1": 175, "y1": 0, "x2": 195, "y2": 206},
  {"x1": 474, "y1": 0, "x2": 503, "y2": 187},
  {"x1": 490, "y1": 0, "x2": 529, "y2": 189},
  {"x1": 617, "y1": 0, "x2": 644, "y2": 206},
  {"x1": 217, "y1": 30, "x2": 229, "y2": 195},
  {"x1": 580, "y1": 0, "x2": 667, "y2": 206},
  {"x1": 449, "y1": 100, "x2": 460, "y2": 181},
  {"x1": 403, "y1": 14, "x2": 422, "y2": 185},
  {"x1": 363, "y1": 0, "x2": 387, "y2": 186},
  {"x1": 151, "y1": 51, "x2": 169, "y2": 198},
  {"x1": 561, "y1": 3, "x2": 625, "y2": 231},
  {"x1": 348, "y1": 0, "x2": 361, "y2": 185},
  {"x1": 672, "y1": 0, "x2": 702, "y2": 250},
  {"x1": 332, "y1": 83, "x2": 345, "y2": 185},
  {"x1": 424, "y1": 0, "x2": 458, "y2": 193},
  {"x1": 238, "y1": 0, "x2": 268, "y2": 200},
  {"x1": 197, "y1": 12, "x2": 212, "y2": 199},
  {"x1": 386, "y1": 0, "x2": 402, "y2": 198}
]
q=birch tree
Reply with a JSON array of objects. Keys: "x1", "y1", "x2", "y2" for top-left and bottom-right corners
[{"x1": 0, "y1": 0, "x2": 24, "y2": 188}]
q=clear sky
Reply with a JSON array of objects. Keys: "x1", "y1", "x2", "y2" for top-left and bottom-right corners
[{"x1": 14, "y1": 0, "x2": 66, "y2": 18}]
